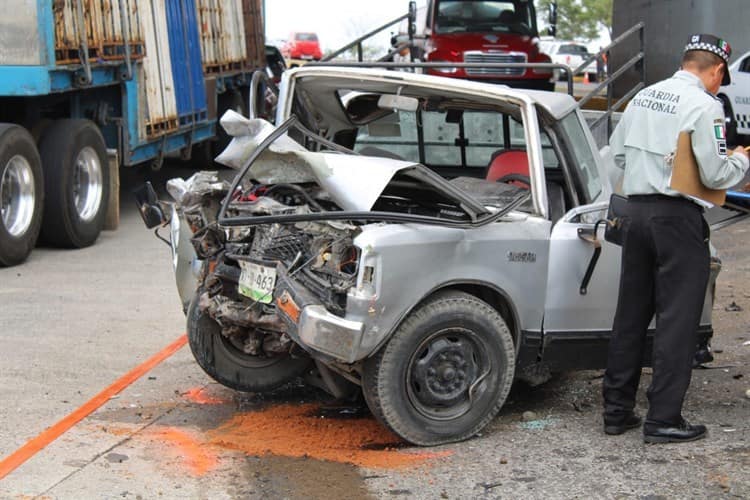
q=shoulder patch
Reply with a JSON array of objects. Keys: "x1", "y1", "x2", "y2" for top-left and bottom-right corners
[
  {"x1": 714, "y1": 124, "x2": 725, "y2": 139},
  {"x1": 715, "y1": 123, "x2": 728, "y2": 156}
]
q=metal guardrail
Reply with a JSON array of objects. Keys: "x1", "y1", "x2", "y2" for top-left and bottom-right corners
[
  {"x1": 307, "y1": 61, "x2": 578, "y2": 95},
  {"x1": 576, "y1": 22, "x2": 646, "y2": 139},
  {"x1": 322, "y1": 13, "x2": 410, "y2": 63}
]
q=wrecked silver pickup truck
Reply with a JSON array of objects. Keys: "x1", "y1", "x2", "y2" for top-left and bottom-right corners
[{"x1": 138, "y1": 67, "x2": 746, "y2": 446}]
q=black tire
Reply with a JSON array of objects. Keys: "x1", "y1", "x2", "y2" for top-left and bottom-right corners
[
  {"x1": 186, "y1": 290, "x2": 310, "y2": 392},
  {"x1": 0, "y1": 124, "x2": 44, "y2": 267},
  {"x1": 362, "y1": 290, "x2": 516, "y2": 446},
  {"x1": 38, "y1": 119, "x2": 109, "y2": 248},
  {"x1": 213, "y1": 89, "x2": 247, "y2": 158},
  {"x1": 718, "y1": 94, "x2": 739, "y2": 147}
]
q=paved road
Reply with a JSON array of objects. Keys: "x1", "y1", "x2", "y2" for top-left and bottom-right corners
[{"x1": 1, "y1": 165, "x2": 748, "y2": 499}]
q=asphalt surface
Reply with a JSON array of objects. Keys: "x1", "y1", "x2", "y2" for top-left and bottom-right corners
[{"x1": 1, "y1": 163, "x2": 748, "y2": 499}]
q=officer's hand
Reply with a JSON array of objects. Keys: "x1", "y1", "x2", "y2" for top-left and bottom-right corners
[{"x1": 732, "y1": 146, "x2": 749, "y2": 159}]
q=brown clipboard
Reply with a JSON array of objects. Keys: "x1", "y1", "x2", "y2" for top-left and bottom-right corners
[{"x1": 669, "y1": 132, "x2": 726, "y2": 205}]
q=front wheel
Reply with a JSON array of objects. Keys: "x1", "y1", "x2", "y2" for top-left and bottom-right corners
[
  {"x1": 187, "y1": 291, "x2": 310, "y2": 392},
  {"x1": 362, "y1": 290, "x2": 516, "y2": 446}
]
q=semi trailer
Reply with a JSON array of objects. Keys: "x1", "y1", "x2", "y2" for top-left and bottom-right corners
[{"x1": 0, "y1": 0, "x2": 265, "y2": 267}]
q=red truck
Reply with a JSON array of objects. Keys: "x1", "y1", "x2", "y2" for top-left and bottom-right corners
[{"x1": 403, "y1": 0, "x2": 556, "y2": 90}]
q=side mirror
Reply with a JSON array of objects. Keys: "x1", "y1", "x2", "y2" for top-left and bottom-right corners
[
  {"x1": 408, "y1": 1, "x2": 417, "y2": 22},
  {"x1": 134, "y1": 182, "x2": 169, "y2": 229},
  {"x1": 408, "y1": 2, "x2": 417, "y2": 39},
  {"x1": 548, "y1": 2, "x2": 557, "y2": 37}
]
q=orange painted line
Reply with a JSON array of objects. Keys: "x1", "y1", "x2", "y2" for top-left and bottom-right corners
[{"x1": 0, "y1": 334, "x2": 188, "y2": 480}]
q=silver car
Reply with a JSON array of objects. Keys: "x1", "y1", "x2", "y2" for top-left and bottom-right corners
[{"x1": 142, "y1": 67, "x2": 744, "y2": 446}]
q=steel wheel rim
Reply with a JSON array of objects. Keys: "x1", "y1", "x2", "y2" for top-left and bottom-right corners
[
  {"x1": 406, "y1": 328, "x2": 492, "y2": 421},
  {"x1": 73, "y1": 146, "x2": 103, "y2": 222},
  {"x1": 1, "y1": 155, "x2": 35, "y2": 237}
]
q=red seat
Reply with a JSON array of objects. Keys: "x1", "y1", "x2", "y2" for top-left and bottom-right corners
[{"x1": 486, "y1": 149, "x2": 530, "y2": 186}]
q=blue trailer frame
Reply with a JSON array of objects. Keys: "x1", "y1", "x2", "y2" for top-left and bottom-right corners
[{"x1": 0, "y1": 0, "x2": 259, "y2": 168}]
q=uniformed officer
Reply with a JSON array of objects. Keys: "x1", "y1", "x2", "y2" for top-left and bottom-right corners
[{"x1": 602, "y1": 34, "x2": 749, "y2": 443}]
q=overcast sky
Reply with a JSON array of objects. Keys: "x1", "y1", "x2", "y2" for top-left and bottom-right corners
[{"x1": 264, "y1": 0, "x2": 424, "y2": 52}]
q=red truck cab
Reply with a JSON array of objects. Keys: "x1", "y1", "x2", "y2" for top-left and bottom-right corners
[{"x1": 407, "y1": 0, "x2": 554, "y2": 90}]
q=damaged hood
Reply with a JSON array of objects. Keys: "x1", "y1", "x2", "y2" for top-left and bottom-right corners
[{"x1": 214, "y1": 112, "x2": 488, "y2": 216}]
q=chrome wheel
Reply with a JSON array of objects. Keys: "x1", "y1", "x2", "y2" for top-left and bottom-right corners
[
  {"x1": 1, "y1": 155, "x2": 36, "y2": 237},
  {"x1": 73, "y1": 146, "x2": 103, "y2": 222}
]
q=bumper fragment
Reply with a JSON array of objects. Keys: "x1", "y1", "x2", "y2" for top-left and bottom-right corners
[{"x1": 274, "y1": 265, "x2": 365, "y2": 363}]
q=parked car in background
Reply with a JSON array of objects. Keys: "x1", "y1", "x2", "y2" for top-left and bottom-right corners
[
  {"x1": 718, "y1": 50, "x2": 750, "y2": 146},
  {"x1": 282, "y1": 32, "x2": 323, "y2": 62},
  {"x1": 539, "y1": 39, "x2": 600, "y2": 81}
]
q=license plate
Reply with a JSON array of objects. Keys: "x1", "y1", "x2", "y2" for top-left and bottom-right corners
[{"x1": 238, "y1": 261, "x2": 277, "y2": 304}]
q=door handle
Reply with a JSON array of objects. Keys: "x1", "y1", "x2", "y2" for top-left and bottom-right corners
[{"x1": 576, "y1": 222, "x2": 606, "y2": 295}]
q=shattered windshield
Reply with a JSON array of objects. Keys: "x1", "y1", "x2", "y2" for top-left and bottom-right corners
[{"x1": 434, "y1": 0, "x2": 536, "y2": 36}]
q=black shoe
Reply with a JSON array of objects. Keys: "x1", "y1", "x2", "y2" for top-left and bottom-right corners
[
  {"x1": 603, "y1": 412, "x2": 642, "y2": 435},
  {"x1": 693, "y1": 343, "x2": 714, "y2": 367},
  {"x1": 643, "y1": 419, "x2": 707, "y2": 444}
]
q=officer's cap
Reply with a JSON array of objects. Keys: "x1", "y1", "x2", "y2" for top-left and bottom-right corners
[{"x1": 684, "y1": 33, "x2": 732, "y2": 85}]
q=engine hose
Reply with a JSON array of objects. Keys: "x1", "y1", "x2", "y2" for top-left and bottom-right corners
[{"x1": 261, "y1": 183, "x2": 325, "y2": 212}]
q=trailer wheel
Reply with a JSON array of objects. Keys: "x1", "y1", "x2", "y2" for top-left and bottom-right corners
[
  {"x1": 38, "y1": 119, "x2": 109, "y2": 248},
  {"x1": 213, "y1": 89, "x2": 247, "y2": 158},
  {"x1": 0, "y1": 125, "x2": 43, "y2": 267},
  {"x1": 362, "y1": 290, "x2": 515, "y2": 446}
]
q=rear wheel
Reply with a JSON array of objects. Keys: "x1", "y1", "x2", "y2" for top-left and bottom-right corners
[
  {"x1": 0, "y1": 124, "x2": 43, "y2": 267},
  {"x1": 187, "y1": 290, "x2": 310, "y2": 392},
  {"x1": 38, "y1": 119, "x2": 109, "y2": 248},
  {"x1": 362, "y1": 290, "x2": 516, "y2": 446}
]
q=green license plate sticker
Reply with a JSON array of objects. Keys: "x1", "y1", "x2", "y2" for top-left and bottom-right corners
[{"x1": 238, "y1": 261, "x2": 277, "y2": 304}]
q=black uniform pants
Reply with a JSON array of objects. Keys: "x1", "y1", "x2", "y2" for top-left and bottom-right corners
[{"x1": 603, "y1": 194, "x2": 710, "y2": 425}]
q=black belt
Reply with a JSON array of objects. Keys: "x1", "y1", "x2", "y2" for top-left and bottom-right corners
[{"x1": 628, "y1": 194, "x2": 704, "y2": 212}]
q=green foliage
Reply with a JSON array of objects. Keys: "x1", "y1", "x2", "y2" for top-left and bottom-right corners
[{"x1": 539, "y1": 0, "x2": 613, "y2": 41}]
